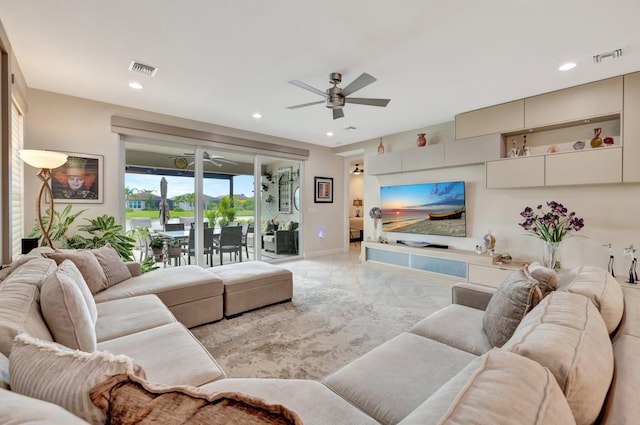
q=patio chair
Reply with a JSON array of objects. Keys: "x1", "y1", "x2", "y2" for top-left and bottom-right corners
[
  {"x1": 240, "y1": 222, "x2": 251, "y2": 257},
  {"x1": 213, "y1": 225, "x2": 242, "y2": 265},
  {"x1": 164, "y1": 222, "x2": 185, "y2": 231},
  {"x1": 183, "y1": 227, "x2": 216, "y2": 265}
]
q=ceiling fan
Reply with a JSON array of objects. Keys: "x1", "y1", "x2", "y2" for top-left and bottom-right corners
[
  {"x1": 287, "y1": 72, "x2": 391, "y2": 120},
  {"x1": 352, "y1": 163, "x2": 364, "y2": 175},
  {"x1": 169, "y1": 152, "x2": 237, "y2": 169}
]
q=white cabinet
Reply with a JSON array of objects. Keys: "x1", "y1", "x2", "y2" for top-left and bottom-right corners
[
  {"x1": 623, "y1": 72, "x2": 640, "y2": 182},
  {"x1": 486, "y1": 156, "x2": 545, "y2": 189},
  {"x1": 401, "y1": 143, "x2": 445, "y2": 172},
  {"x1": 468, "y1": 264, "x2": 517, "y2": 288},
  {"x1": 455, "y1": 100, "x2": 524, "y2": 139},
  {"x1": 545, "y1": 147, "x2": 622, "y2": 186},
  {"x1": 445, "y1": 133, "x2": 505, "y2": 167},
  {"x1": 367, "y1": 151, "x2": 402, "y2": 175},
  {"x1": 524, "y1": 77, "x2": 623, "y2": 128}
]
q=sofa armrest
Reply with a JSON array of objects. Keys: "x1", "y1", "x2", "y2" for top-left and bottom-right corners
[
  {"x1": 126, "y1": 262, "x2": 142, "y2": 277},
  {"x1": 452, "y1": 282, "x2": 496, "y2": 311}
]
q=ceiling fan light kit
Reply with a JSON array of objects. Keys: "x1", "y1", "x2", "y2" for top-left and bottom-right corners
[{"x1": 287, "y1": 72, "x2": 390, "y2": 120}]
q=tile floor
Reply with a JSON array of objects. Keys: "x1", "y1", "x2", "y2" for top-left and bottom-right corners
[{"x1": 277, "y1": 244, "x2": 457, "y2": 318}]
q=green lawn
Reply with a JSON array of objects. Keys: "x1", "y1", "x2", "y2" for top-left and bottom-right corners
[{"x1": 126, "y1": 210, "x2": 254, "y2": 220}]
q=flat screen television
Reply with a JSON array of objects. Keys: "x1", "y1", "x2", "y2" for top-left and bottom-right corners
[{"x1": 380, "y1": 181, "x2": 466, "y2": 237}]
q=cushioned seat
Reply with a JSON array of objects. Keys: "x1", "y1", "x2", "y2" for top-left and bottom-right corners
[
  {"x1": 95, "y1": 295, "x2": 176, "y2": 343},
  {"x1": 97, "y1": 322, "x2": 225, "y2": 387},
  {"x1": 94, "y1": 265, "x2": 224, "y2": 327},
  {"x1": 209, "y1": 261, "x2": 293, "y2": 317}
]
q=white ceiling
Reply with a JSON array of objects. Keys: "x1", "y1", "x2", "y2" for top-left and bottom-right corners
[{"x1": 1, "y1": 1, "x2": 639, "y2": 148}]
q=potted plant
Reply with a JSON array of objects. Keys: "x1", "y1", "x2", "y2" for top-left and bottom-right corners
[
  {"x1": 166, "y1": 239, "x2": 182, "y2": 257},
  {"x1": 149, "y1": 237, "x2": 165, "y2": 262}
]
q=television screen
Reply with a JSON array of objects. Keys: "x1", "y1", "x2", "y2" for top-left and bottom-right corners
[{"x1": 380, "y1": 181, "x2": 466, "y2": 237}]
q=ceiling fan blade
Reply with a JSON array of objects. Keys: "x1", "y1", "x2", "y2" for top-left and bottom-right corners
[
  {"x1": 333, "y1": 108, "x2": 345, "y2": 120},
  {"x1": 345, "y1": 97, "x2": 391, "y2": 107},
  {"x1": 205, "y1": 159, "x2": 223, "y2": 168},
  {"x1": 286, "y1": 100, "x2": 325, "y2": 110},
  {"x1": 341, "y1": 73, "x2": 376, "y2": 96},
  {"x1": 288, "y1": 80, "x2": 328, "y2": 98}
]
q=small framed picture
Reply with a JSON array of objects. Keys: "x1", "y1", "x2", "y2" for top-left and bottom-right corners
[
  {"x1": 51, "y1": 152, "x2": 103, "y2": 203},
  {"x1": 314, "y1": 176, "x2": 333, "y2": 203}
]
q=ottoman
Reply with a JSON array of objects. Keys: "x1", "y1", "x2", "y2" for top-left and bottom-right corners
[{"x1": 209, "y1": 261, "x2": 293, "y2": 317}]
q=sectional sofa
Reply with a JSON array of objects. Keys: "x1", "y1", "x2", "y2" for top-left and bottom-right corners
[{"x1": 0, "y1": 246, "x2": 638, "y2": 424}]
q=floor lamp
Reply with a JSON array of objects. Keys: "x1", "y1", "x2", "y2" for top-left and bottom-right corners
[{"x1": 19, "y1": 149, "x2": 68, "y2": 247}]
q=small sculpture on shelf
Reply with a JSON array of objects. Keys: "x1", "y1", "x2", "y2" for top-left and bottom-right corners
[
  {"x1": 417, "y1": 133, "x2": 427, "y2": 147},
  {"x1": 590, "y1": 127, "x2": 603, "y2": 148},
  {"x1": 508, "y1": 139, "x2": 520, "y2": 158},
  {"x1": 483, "y1": 230, "x2": 496, "y2": 255},
  {"x1": 377, "y1": 138, "x2": 385, "y2": 154},
  {"x1": 520, "y1": 135, "x2": 530, "y2": 157},
  {"x1": 603, "y1": 243, "x2": 615, "y2": 277},
  {"x1": 623, "y1": 245, "x2": 637, "y2": 284}
]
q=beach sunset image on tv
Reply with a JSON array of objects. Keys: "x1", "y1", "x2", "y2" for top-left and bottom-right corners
[{"x1": 380, "y1": 181, "x2": 466, "y2": 237}]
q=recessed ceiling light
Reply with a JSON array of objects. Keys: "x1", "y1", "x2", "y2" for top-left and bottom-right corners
[
  {"x1": 252, "y1": 112, "x2": 262, "y2": 119},
  {"x1": 128, "y1": 82, "x2": 143, "y2": 89},
  {"x1": 326, "y1": 132, "x2": 334, "y2": 137},
  {"x1": 558, "y1": 62, "x2": 576, "y2": 71}
]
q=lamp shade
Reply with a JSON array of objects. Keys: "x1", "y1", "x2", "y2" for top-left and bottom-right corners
[
  {"x1": 19, "y1": 150, "x2": 68, "y2": 169},
  {"x1": 353, "y1": 199, "x2": 363, "y2": 207}
]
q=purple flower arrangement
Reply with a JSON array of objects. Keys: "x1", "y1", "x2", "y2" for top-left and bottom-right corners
[{"x1": 518, "y1": 201, "x2": 585, "y2": 243}]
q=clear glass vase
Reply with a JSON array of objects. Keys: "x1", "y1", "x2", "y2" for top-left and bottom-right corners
[{"x1": 543, "y1": 241, "x2": 561, "y2": 270}]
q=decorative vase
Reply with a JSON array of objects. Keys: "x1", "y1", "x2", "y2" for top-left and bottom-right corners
[
  {"x1": 417, "y1": 133, "x2": 427, "y2": 147},
  {"x1": 377, "y1": 139, "x2": 385, "y2": 154},
  {"x1": 590, "y1": 128, "x2": 603, "y2": 148},
  {"x1": 543, "y1": 241, "x2": 561, "y2": 270}
]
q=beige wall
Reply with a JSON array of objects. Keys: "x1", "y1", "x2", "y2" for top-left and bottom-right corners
[
  {"x1": 359, "y1": 121, "x2": 640, "y2": 275},
  {"x1": 21, "y1": 89, "x2": 346, "y2": 259}
]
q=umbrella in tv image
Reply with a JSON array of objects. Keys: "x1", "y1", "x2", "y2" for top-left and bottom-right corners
[{"x1": 52, "y1": 156, "x2": 98, "y2": 200}]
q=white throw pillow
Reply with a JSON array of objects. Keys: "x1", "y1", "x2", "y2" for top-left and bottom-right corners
[{"x1": 9, "y1": 334, "x2": 145, "y2": 425}]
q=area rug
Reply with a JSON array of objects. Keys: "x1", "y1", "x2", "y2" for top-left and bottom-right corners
[{"x1": 190, "y1": 277, "x2": 423, "y2": 380}]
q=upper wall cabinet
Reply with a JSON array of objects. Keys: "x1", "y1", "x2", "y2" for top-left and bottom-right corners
[
  {"x1": 367, "y1": 150, "x2": 402, "y2": 175},
  {"x1": 455, "y1": 100, "x2": 524, "y2": 140},
  {"x1": 401, "y1": 143, "x2": 445, "y2": 172},
  {"x1": 524, "y1": 77, "x2": 623, "y2": 128},
  {"x1": 623, "y1": 72, "x2": 640, "y2": 182},
  {"x1": 445, "y1": 133, "x2": 505, "y2": 166}
]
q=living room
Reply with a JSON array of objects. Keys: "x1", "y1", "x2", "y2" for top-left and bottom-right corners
[{"x1": 1, "y1": 2, "x2": 640, "y2": 424}]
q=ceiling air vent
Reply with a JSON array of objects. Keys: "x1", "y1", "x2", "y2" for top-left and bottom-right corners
[{"x1": 128, "y1": 60, "x2": 158, "y2": 77}]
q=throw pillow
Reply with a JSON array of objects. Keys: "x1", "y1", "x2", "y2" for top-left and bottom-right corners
[
  {"x1": 90, "y1": 373, "x2": 303, "y2": 425},
  {"x1": 40, "y1": 260, "x2": 97, "y2": 351},
  {"x1": 9, "y1": 334, "x2": 145, "y2": 425},
  {"x1": 527, "y1": 261, "x2": 558, "y2": 296},
  {"x1": 482, "y1": 268, "x2": 542, "y2": 347},
  {"x1": 91, "y1": 244, "x2": 131, "y2": 288},
  {"x1": 44, "y1": 249, "x2": 108, "y2": 294}
]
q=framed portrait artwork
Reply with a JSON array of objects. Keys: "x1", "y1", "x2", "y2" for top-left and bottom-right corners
[
  {"x1": 50, "y1": 152, "x2": 103, "y2": 203},
  {"x1": 314, "y1": 176, "x2": 333, "y2": 203}
]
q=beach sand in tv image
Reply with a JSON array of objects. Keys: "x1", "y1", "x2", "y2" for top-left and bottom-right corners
[{"x1": 380, "y1": 181, "x2": 466, "y2": 237}]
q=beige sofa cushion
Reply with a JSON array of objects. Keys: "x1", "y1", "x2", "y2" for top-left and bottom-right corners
[
  {"x1": 502, "y1": 291, "x2": 613, "y2": 425},
  {"x1": 614, "y1": 287, "x2": 640, "y2": 340},
  {"x1": 98, "y1": 322, "x2": 226, "y2": 387},
  {"x1": 41, "y1": 260, "x2": 97, "y2": 351},
  {"x1": 410, "y1": 304, "x2": 492, "y2": 355},
  {"x1": 202, "y1": 378, "x2": 380, "y2": 425},
  {"x1": 91, "y1": 244, "x2": 131, "y2": 288},
  {"x1": 9, "y1": 334, "x2": 145, "y2": 425},
  {"x1": 44, "y1": 250, "x2": 108, "y2": 294},
  {"x1": 0, "y1": 246, "x2": 55, "y2": 283},
  {"x1": 0, "y1": 282, "x2": 53, "y2": 357},
  {"x1": 398, "y1": 349, "x2": 576, "y2": 425},
  {"x1": 0, "y1": 388, "x2": 90, "y2": 424},
  {"x1": 1, "y1": 256, "x2": 57, "y2": 290},
  {"x1": 0, "y1": 352, "x2": 8, "y2": 390},
  {"x1": 482, "y1": 268, "x2": 542, "y2": 347},
  {"x1": 557, "y1": 265, "x2": 623, "y2": 334},
  {"x1": 527, "y1": 261, "x2": 558, "y2": 294},
  {"x1": 599, "y1": 335, "x2": 640, "y2": 425}
]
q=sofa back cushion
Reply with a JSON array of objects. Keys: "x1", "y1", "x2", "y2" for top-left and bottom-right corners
[
  {"x1": 0, "y1": 352, "x2": 9, "y2": 390},
  {"x1": 482, "y1": 268, "x2": 542, "y2": 347},
  {"x1": 0, "y1": 246, "x2": 55, "y2": 283},
  {"x1": 613, "y1": 287, "x2": 640, "y2": 340},
  {"x1": 1, "y1": 257, "x2": 57, "y2": 290},
  {"x1": 44, "y1": 250, "x2": 108, "y2": 294},
  {"x1": 91, "y1": 244, "x2": 131, "y2": 288},
  {"x1": 41, "y1": 260, "x2": 97, "y2": 352},
  {"x1": 9, "y1": 334, "x2": 145, "y2": 425},
  {"x1": 502, "y1": 291, "x2": 613, "y2": 425},
  {"x1": 0, "y1": 388, "x2": 91, "y2": 424},
  {"x1": 556, "y1": 265, "x2": 623, "y2": 334},
  {"x1": 527, "y1": 261, "x2": 558, "y2": 294},
  {"x1": 599, "y1": 335, "x2": 640, "y2": 425},
  {"x1": 0, "y1": 282, "x2": 53, "y2": 357},
  {"x1": 398, "y1": 349, "x2": 576, "y2": 425}
]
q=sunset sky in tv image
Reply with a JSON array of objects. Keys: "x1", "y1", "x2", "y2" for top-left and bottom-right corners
[{"x1": 380, "y1": 181, "x2": 465, "y2": 211}]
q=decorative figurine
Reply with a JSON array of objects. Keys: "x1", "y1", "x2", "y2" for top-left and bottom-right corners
[
  {"x1": 520, "y1": 135, "x2": 530, "y2": 157},
  {"x1": 623, "y1": 245, "x2": 637, "y2": 284},
  {"x1": 603, "y1": 243, "x2": 615, "y2": 277},
  {"x1": 508, "y1": 139, "x2": 519, "y2": 158},
  {"x1": 483, "y1": 230, "x2": 496, "y2": 255}
]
